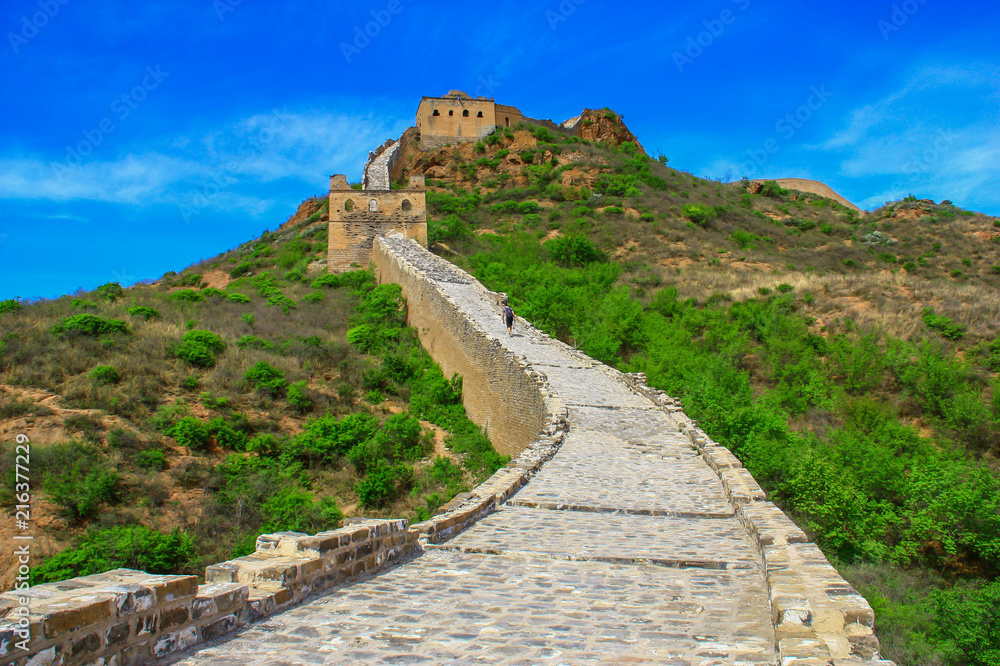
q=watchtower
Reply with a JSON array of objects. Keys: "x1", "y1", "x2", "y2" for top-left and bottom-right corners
[{"x1": 326, "y1": 174, "x2": 427, "y2": 272}]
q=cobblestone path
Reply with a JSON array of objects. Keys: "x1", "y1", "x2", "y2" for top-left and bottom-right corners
[{"x1": 167, "y1": 260, "x2": 776, "y2": 664}]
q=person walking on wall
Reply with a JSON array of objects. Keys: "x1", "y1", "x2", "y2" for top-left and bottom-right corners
[{"x1": 501, "y1": 302, "x2": 515, "y2": 336}]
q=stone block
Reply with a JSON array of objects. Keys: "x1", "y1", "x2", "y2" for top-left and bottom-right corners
[
  {"x1": 160, "y1": 605, "x2": 190, "y2": 630},
  {"x1": 121, "y1": 641, "x2": 152, "y2": 666},
  {"x1": 105, "y1": 620, "x2": 130, "y2": 647},
  {"x1": 773, "y1": 596, "x2": 814, "y2": 626},
  {"x1": 151, "y1": 627, "x2": 199, "y2": 658},
  {"x1": 70, "y1": 630, "x2": 102, "y2": 660},
  {"x1": 200, "y1": 614, "x2": 237, "y2": 641},
  {"x1": 40, "y1": 594, "x2": 114, "y2": 637},
  {"x1": 103, "y1": 584, "x2": 155, "y2": 617},
  {"x1": 193, "y1": 583, "x2": 248, "y2": 620},
  {"x1": 139, "y1": 575, "x2": 198, "y2": 605}
]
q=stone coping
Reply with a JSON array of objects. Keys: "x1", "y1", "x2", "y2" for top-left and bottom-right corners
[{"x1": 620, "y1": 372, "x2": 895, "y2": 666}]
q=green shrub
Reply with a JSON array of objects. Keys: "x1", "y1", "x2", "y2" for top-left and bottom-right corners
[
  {"x1": 52, "y1": 314, "x2": 129, "y2": 336},
  {"x1": 168, "y1": 289, "x2": 205, "y2": 303},
  {"x1": 72, "y1": 298, "x2": 98, "y2": 310},
  {"x1": 174, "y1": 330, "x2": 225, "y2": 368},
  {"x1": 32, "y1": 526, "x2": 196, "y2": 583},
  {"x1": 137, "y1": 449, "x2": 167, "y2": 470},
  {"x1": 903, "y1": 262, "x2": 917, "y2": 272},
  {"x1": 260, "y1": 488, "x2": 343, "y2": 534},
  {"x1": 731, "y1": 229, "x2": 759, "y2": 250},
  {"x1": 302, "y1": 292, "x2": 324, "y2": 304},
  {"x1": 682, "y1": 204, "x2": 713, "y2": 226},
  {"x1": 168, "y1": 416, "x2": 210, "y2": 450},
  {"x1": 235, "y1": 335, "x2": 273, "y2": 351},
  {"x1": 545, "y1": 234, "x2": 606, "y2": 267},
  {"x1": 96, "y1": 282, "x2": 124, "y2": 303},
  {"x1": 89, "y1": 365, "x2": 121, "y2": 385},
  {"x1": 0, "y1": 299, "x2": 21, "y2": 315},
  {"x1": 244, "y1": 361, "x2": 287, "y2": 396},
  {"x1": 127, "y1": 306, "x2": 161, "y2": 320},
  {"x1": 41, "y1": 444, "x2": 120, "y2": 521},
  {"x1": 776, "y1": 283, "x2": 794, "y2": 294},
  {"x1": 227, "y1": 292, "x2": 251, "y2": 304},
  {"x1": 229, "y1": 262, "x2": 252, "y2": 278},
  {"x1": 287, "y1": 380, "x2": 312, "y2": 413},
  {"x1": 922, "y1": 309, "x2": 966, "y2": 341},
  {"x1": 201, "y1": 287, "x2": 227, "y2": 298},
  {"x1": 760, "y1": 180, "x2": 786, "y2": 198},
  {"x1": 355, "y1": 463, "x2": 413, "y2": 509}
]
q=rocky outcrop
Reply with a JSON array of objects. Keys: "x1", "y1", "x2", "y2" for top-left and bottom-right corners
[{"x1": 563, "y1": 108, "x2": 646, "y2": 154}]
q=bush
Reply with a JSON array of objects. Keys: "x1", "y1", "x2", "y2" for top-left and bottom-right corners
[
  {"x1": 261, "y1": 488, "x2": 343, "y2": 534},
  {"x1": 244, "y1": 361, "x2": 287, "y2": 396},
  {"x1": 0, "y1": 299, "x2": 21, "y2": 315},
  {"x1": 682, "y1": 204, "x2": 713, "y2": 227},
  {"x1": 168, "y1": 289, "x2": 205, "y2": 303},
  {"x1": 922, "y1": 308, "x2": 966, "y2": 341},
  {"x1": 72, "y1": 299, "x2": 97, "y2": 310},
  {"x1": 127, "y1": 306, "x2": 161, "y2": 321},
  {"x1": 227, "y1": 292, "x2": 251, "y2": 304},
  {"x1": 89, "y1": 365, "x2": 121, "y2": 385},
  {"x1": 545, "y1": 235, "x2": 606, "y2": 267},
  {"x1": 229, "y1": 262, "x2": 252, "y2": 278},
  {"x1": 761, "y1": 180, "x2": 786, "y2": 198},
  {"x1": 32, "y1": 526, "x2": 196, "y2": 583},
  {"x1": 52, "y1": 314, "x2": 129, "y2": 336},
  {"x1": 731, "y1": 229, "x2": 759, "y2": 250},
  {"x1": 287, "y1": 380, "x2": 312, "y2": 413},
  {"x1": 137, "y1": 448, "x2": 167, "y2": 470},
  {"x1": 41, "y1": 445, "x2": 120, "y2": 521},
  {"x1": 355, "y1": 463, "x2": 413, "y2": 509},
  {"x1": 168, "y1": 416, "x2": 210, "y2": 450},
  {"x1": 174, "y1": 330, "x2": 225, "y2": 368},
  {"x1": 96, "y1": 282, "x2": 124, "y2": 303}
]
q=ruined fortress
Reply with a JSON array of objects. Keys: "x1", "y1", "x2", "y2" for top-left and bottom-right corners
[
  {"x1": 327, "y1": 90, "x2": 608, "y2": 272},
  {"x1": 1, "y1": 94, "x2": 895, "y2": 665}
]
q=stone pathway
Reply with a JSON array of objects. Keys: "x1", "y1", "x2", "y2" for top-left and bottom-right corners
[
  {"x1": 363, "y1": 141, "x2": 399, "y2": 190},
  {"x1": 166, "y1": 249, "x2": 777, "y2": 665}
]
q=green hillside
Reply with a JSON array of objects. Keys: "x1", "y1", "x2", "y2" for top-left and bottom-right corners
[
  {"x1": 2, "y1": 116, "x2": 999, "y2": 666},
  {"x1": 398, "y1": 122, "x2": 1000, "y2": 666},
  {"x1": 0, "y1": 214, "x2": 505, "y2": 586}
]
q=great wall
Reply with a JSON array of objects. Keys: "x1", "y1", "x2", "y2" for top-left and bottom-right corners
[{"x1": 0, "y1": 92, "x2": 891, "y2": 665}]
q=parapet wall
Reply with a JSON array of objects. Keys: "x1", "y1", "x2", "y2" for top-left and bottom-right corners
[
  {"x1": 0, "y1": 520, "x2": 418, "y2": 665},
  {"x1": 372, "y1": 234, "x2": 550, "y2": 458},
  {"x1": 620, "y1": 373, "x2": 890, "y2": 664}
]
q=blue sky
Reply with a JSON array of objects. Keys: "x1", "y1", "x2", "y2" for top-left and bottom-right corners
[{"x1": 2, "y1": 0, "x2": 998, "y2": 300}]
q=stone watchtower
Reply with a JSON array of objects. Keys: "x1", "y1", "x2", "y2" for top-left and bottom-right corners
[{"x1": 326, "y1": 174, "x2": 427, "y2": 272}]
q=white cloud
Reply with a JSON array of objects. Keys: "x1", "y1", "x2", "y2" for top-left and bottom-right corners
[
  {"x1": 0, "y1": 109, "x2": 408, "y2": 213},
  {"x1": 824, "y1": 66, "x2": 1000, "y2": 212}
]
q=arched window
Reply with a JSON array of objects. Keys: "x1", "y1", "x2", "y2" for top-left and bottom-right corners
[
  {"x1": 344, "y1": 199, "x2": 354, "y2": 212},
  {"x1": 477, "y1": 111, "x2": 484, "y2": 118},
  {"x1": 368, "y1": 199, "x2": 378, "y2": 212},
  {"x1": 462, "y1": 109, "x2": 470, "y2": 117},
  {"x1": 448, "y1": 109, "x2": 454, "y2": 116},
  {"x1": 432, "y1": 109, "x2": 440, "y2": 116},
  {"x1": 401, "y1": 199, "x2": 412, "y2": 212}
]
